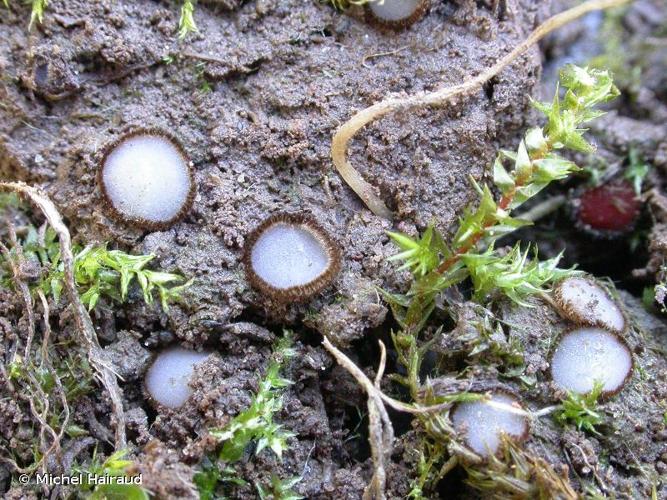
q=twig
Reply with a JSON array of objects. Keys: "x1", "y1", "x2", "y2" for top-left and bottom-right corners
[
  {"x1": 0, "y1": 181, "x2": 126, "y2": 449},
  {"x1": 331, "y1": 0, "x2": 633, "y2": 219},
  {"x1": 361, "y1": 46, "x2": 409, "y2": 69}
]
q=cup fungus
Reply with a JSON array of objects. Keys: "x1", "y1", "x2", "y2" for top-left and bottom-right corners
[
  {"x1": 366, "y1": 0, "x2": 429, "y2": 29},
  {"x1": 243, "y1": 213, "x2": 341, "y2": 302},
  {"x1": 450, "y1": 392, "x2": 529, "y2": 458},
  {"x1": 144, "y1": 347, "x2": 211, "y2": 409},
  {"x1": 572, "y1": 180, "x2": 640, "y2": 237},
  {"x1": 550, "y1": 327, "x2": 633, "y2": 396},
  {"x1": 98, "y1": 129, "x2": 195, "y2": 229},
  {"x1": 553, "y1": 276, "x2": 626, "y2": 334}
]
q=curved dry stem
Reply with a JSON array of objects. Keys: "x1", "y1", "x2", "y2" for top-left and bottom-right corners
[
  {"x1": 0, "y1": 181, "x2": 126, "y2": 449},
  {"x1": 331, "y1": 0, "x2": 633, "y2": 218},
  {"x1": 322, "y1": 338, "x2": 393, "y2": 500}
]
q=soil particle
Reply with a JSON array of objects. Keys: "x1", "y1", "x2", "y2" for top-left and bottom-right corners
[
  {"x1": 124, "y1": 407, "x2": 151, "y2": 445},
  {"x1": 104, "y1": 330, "x2": 152, "y2": 381},
  {"x1": 131, "y1": 440, "x2": 199, "y2": 499}
]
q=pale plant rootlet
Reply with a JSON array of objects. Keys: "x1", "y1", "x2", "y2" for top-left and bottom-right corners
[
  {"x1": 194, "y1": 332, "x2": 303, "y2": 500},
  {"x1": 74, "y1": 449, "x2": 149, "y2": 499},
  {"x1": 325, "y1": 66, "x2": 621, "y2": 500}
]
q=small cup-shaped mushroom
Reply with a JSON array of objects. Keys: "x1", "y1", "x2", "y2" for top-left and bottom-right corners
[
  {"x1": 451, "y1": 392, "x2": 529, "y2": 457},
  {"x1": 243, "y1": 213, "x2": 341, "y2": 302},
  {"x1": 553, "y1": 276, "x2": 626, "y2": 333},
  {"x1": 98, "y1": 129, "x2": 195, "y2": 229},
  {"x1": 572, "y1": 180, "x2": 640, "y2": 237},
  {"x1": 144, "y1": 347, "x2": 211, "y2": 409},
  {"x1": 366, "y1": 0, "x2": 429, "y2": 29},
  {"x1": 550, "y1": 327, "x2": 633, "y2": 396}
]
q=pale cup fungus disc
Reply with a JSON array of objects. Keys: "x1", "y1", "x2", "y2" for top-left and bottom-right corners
[
  {"x1": 451, "y1": 392, "x2": 529, "y2": 457},
  {"x1": 369, "y1": 0, "x2": 423, "y2": 22},
  {"x1": 554, "y1": 277, "x2": 625, "y2": 333},
  {"x1": 100, "y1": 131, "x2": 194, "y2": 228},
  {"x1": 243, "y1": 213, "x2": 340, "y2": 302},
  {"x1": 144, "y1": 347, "x2": 211, "y2": 409},
  {"x1": 550, "y1": 327, "x2": 633, "y2": 396}
]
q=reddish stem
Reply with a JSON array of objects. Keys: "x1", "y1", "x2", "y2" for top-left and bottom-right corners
[{"x1": 434, "y1": 142, "x2": 552, "y2": 276}]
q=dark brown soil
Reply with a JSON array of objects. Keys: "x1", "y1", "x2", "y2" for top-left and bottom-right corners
[{"x1": 1, "y1": 0, "x2": 667, "y2": 498}]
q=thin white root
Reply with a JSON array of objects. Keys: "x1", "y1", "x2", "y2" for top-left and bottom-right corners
[
  {"x1": 0, "y1": 181, "x2": 127, "y2": 449},
  {"x1": 331, "y1": 0, "x2": 633, "y2": 218},
  {"x1": 322, "y1": 338, "x2": 393, "y2": 500}
]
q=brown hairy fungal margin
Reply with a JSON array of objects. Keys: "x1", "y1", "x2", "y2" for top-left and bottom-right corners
[
  {"x1": 365, "y1": 0, "x2": 430, "y2": 30},
  {"x1": 243, "y1": 212, "x2": 342, "y2": 303}
]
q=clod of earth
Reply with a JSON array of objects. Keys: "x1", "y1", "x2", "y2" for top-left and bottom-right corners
[
  {"x1": 573, "y1": 179, "x2": 641, "y2": 236},
  {"x1": 553, "y1": 276, "x2": 626, "y2": 333},
  {"x1": 98, "y1": 129, "x2": 195, "y2": 230},
  {"x1": 144, "y1": 347, "x2": 211, "y2": 409},
  {"x1": 450, "y1": 392, "x2": 529, "y2": 458},
  {"x1": 243, "y1": 213, "x2": 341, "y2": 302},
  {"x1": 366, "y1": 0, "x2": 429, "y2": 29},
  {"x1": 550, "y1": 327, "x2": 633, "y2": 396}
]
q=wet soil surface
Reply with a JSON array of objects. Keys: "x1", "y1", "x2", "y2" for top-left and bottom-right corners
[{"x1": 1, "y1": 0, "x2": 667, "y2": 498}]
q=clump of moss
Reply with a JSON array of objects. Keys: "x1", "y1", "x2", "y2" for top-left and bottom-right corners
[
  {"x1": 1, "y1": 225, "x2": 192, "y2": 312},
  {"x1": 353, "y1": 64, "x2": 622, "y2": 497},
  {"x1": 464, "y1": 437, "x2": 578, "y2": 499},
  {"x1": 194, "y1": 332, "x2": 297, "y2": 499}
]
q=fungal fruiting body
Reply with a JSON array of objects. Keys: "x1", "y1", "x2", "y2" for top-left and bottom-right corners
[
  {"x1": 573, "y1": 180, "x2": 640, "y2": 236},
  {"x1": 450, "y1": 392, "x2": 529, "y2": 457},
  {"x1": 243, "y1": 213, "x2": 340, "y2": 302},
  {"x1": 366, "y1": 0, "x2": 429, "y2": 29},
  {"x1": 550, "y1": 327, "x2": 633, "y2": 396},
  {"x1": 553, "y1": 276, "x2": 626, "y2": 333},
  {"x1": 144, "y1": 347, "x2": 210, "y2": 409},
  {"x1": 98, "y1": 129, "x2": 195, "y2": 229}
]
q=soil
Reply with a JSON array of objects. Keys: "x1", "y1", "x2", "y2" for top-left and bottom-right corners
[{"x1": 1, "y1": 0, "x2": 667, "y2": 499}]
